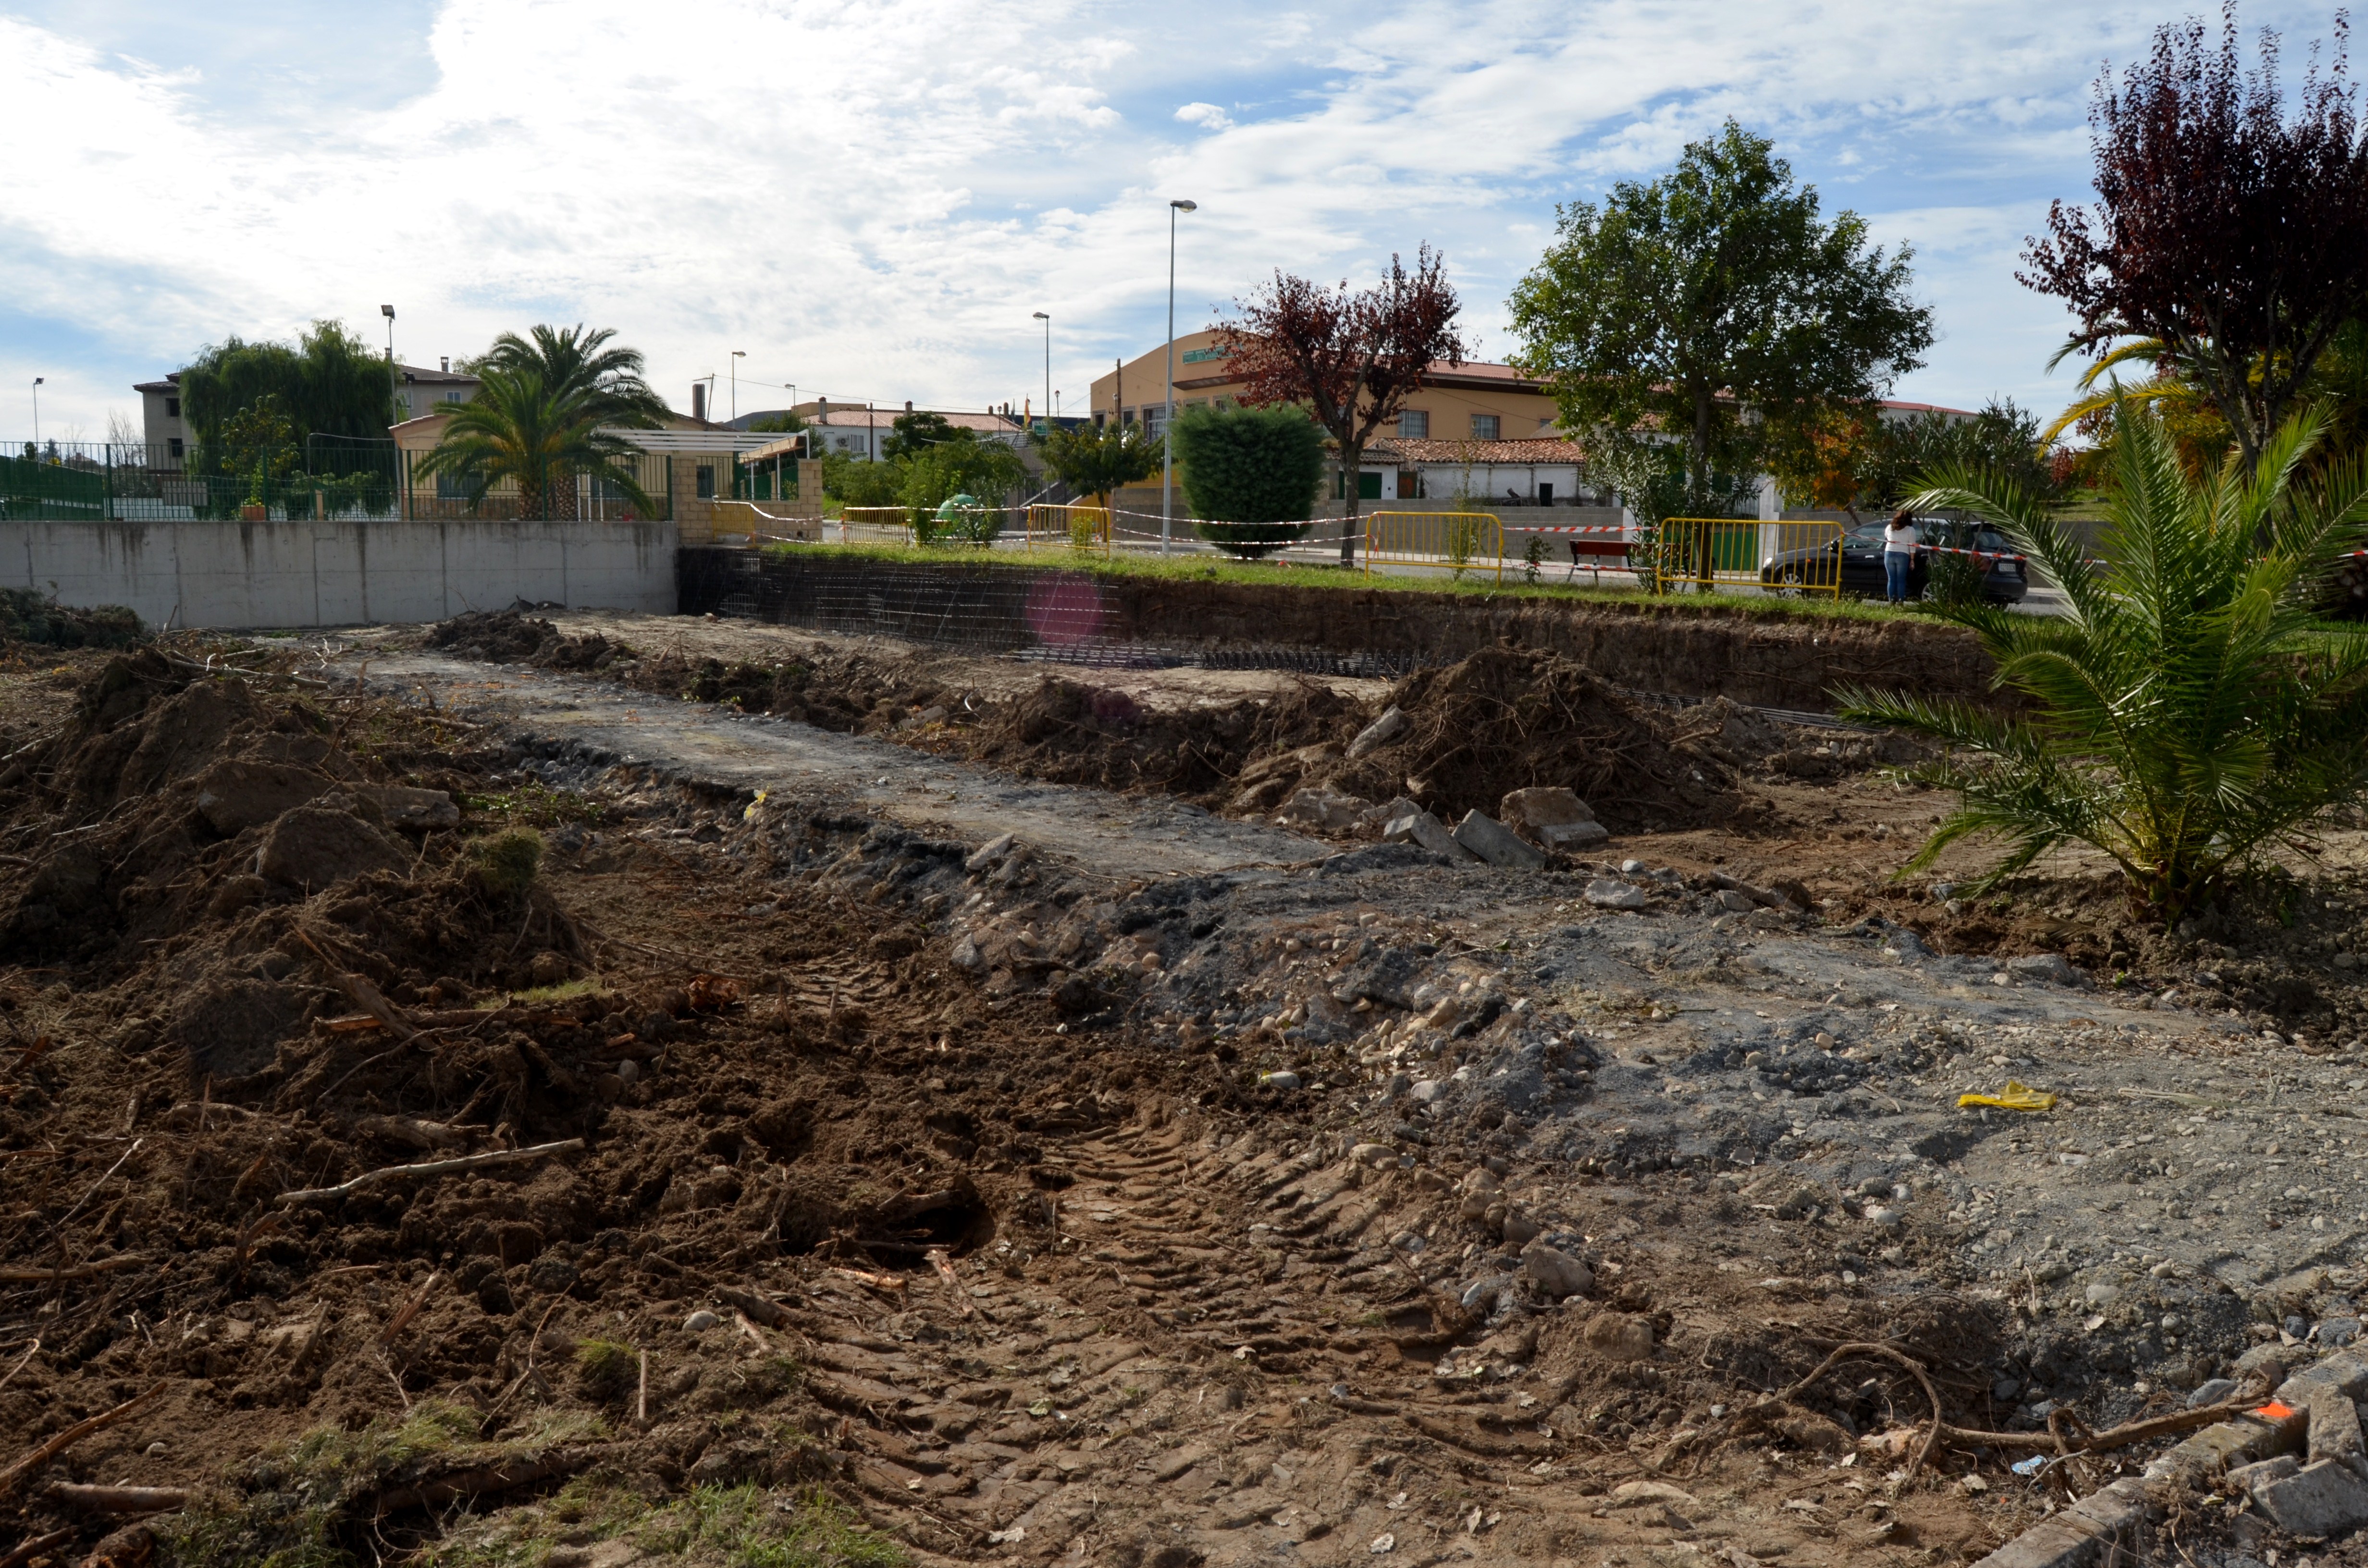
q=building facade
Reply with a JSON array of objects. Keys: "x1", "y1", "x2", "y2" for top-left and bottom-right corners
[{"x1": 134, "y1": 361, "x2": 480, "y2": 468}]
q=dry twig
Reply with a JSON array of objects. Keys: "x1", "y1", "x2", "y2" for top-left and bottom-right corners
[
  {"x1": 0, "y1": 1381, "x2": 166, "y2": 1500},
  {"x1": 277, "y1": 1139, "x2": 584, "y2": 1206}
]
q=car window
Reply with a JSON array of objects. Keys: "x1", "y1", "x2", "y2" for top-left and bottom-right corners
[
  {"x1": 1974, "y1": 527, "x2": 2012, "y2": 552},
  {"x1": 1845, "y1": 524, "x2": 1886, "y2": 545}
]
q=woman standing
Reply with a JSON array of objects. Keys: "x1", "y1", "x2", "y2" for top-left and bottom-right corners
[{"x1": 1883, "y1": 510, "x2": 1920, "y2": 604}]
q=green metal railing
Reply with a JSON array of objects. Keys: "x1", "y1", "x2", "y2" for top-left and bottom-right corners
[{"x1": 0, "y1": 439, "x2": 400, "y2": 522}]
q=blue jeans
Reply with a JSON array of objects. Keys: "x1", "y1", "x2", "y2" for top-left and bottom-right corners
[{"x1": 1885, "y1": 550, "x2": 1912, "y2": 602}]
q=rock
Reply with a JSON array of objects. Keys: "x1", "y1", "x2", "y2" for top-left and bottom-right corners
[
  {"x1": 1367, "y1": 795, "x2": 1424, "y2": 827},
  {"x1": 1452, "y1": 810, "x2": 1545, "y2": 870},
  {"x1": 2188, "y1": 1378, "x2": 2239, "y2": 1408},
  {"x1": 255, "y1": 805, "x2": 409, "y2": 889},
  {"x1": 1604, "y1": 1480, "x2": 1698, "y2": 1509},
  {"x1": 529, "y1": 950, "x2": 569, "y2": 986},
  {"x1": 1537, "y1": 820, "x2": 1610, "y2": 850},
  {"x1": 1408, "y1": 1079, "x2": 1447, "y2": 1105},
  {"x1": 1351, "y1": 1142, "x2": 1397, "y2": 1168},
  {"x1": 1498, "y1": 786, "x2": 1596, "y2": 837},
  {"x1": 1258, "y1": 1071, "x2": 1301, "y2": 1090},
  {"x1": 1278, "y1": 786, "x2": 1370, "y2": 833},
  {"x1": 2235, "y1": 1344, "x2": 2292, "y2": 1384},
  {"x1": 2254, "y1": 1458, "x2": 2368, "y2": 1536},
  {"x1": 1714, "y1": 889, "x2": 1757, "y2": 912},
  {"x1": 2007, "y1": 952, "x2": 2089, "y2": 988},
  {"x1": 683, "y1": 1310, "x2": 720, "y2": 1332},
  {"x1": 1522, "y1": 1242, "x2": 1591, "y2": 1299},
  {"x1": 1584, "y1": 879, "x2": 1647, "y2": 911},
  {"x1": 1583, "y1": 1312, "x2": 1654, "y2": 1362},
  {"x1": 2307, "y1": 1381, "x2": 2368, "y2": 1477},
  {"x1": 1388, "y1": 809, "x2": 1474, "y2": 860},
  {"x1": 2085, "y1": 1282, "x2": 2121, "y2": 1306},
  {"x1": 191, "y1": 760, "x2": 331, "y2": 836},
  {"x1": 1501, "y1": 1210, "x2": 1541, "y2": 1248},
  {"x1": 351, "y1": 784, "x2": 460, "y2": 830},
  {"x1": 964, "y1": 833, "x2": 1017, "y2": 873},
  {"x1": 1346, "y1": 705, "x2": 1409, "y2": 759},
  {"x1": 2321, "y1": 1317, "x2": 2364, "y2": 1348},
  {"x1": 2229, "y1": 1455, "x2": 2301, "y2": 1499},
  {"x1": 1866, "y1": 1206, "x2": 1901, "y2": 1227}
]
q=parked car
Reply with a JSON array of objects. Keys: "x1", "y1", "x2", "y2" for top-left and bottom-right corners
[{"x1": 1759, "y1": 515, "x2": 2027, "y2": 604}]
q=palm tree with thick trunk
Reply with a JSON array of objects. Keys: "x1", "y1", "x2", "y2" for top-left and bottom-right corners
[{"x1": 416, "y1": 325, "x2": 667, "y2": 520}]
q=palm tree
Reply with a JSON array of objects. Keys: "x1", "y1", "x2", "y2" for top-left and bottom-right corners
[
  {"x1": 415, "y1": 325, "x2": 667, "y2": 520},
  {"x1": 1839, "y1": 398, "x2": 2368, "y2": 922}
]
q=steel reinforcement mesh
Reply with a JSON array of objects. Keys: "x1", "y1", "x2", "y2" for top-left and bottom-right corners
[{"x1": 675, "y1": 548, "x2": 1422, "y2": 678}]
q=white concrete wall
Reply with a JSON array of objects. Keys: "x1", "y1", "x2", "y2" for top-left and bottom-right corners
[{"x1": 2, "y1": 516, "x2": 677, "y2": 628}]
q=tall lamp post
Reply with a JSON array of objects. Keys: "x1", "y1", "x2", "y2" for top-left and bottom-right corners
[
  {"x1": 730, "y1": 350, "x2": 745, "y2": 425},
  {"x1": 1032, "y1": 312, "x2": 1050, "y2": 436},
  {"x1": 379, "y1": 305, "x2": 398, "y2": 422},
  {"x1": 1162, "y1": 198, "x2": 1196, "y2": 555},
  {"x1": 30, "y1": 377, "x2": 42, "y2": 449}
]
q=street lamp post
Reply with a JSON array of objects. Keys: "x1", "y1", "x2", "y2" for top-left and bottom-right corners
[
  {"x1": 730, "y1": 350, "x2": 745, "y2": 425},
  {"x1": 30, "y1": 378, "x2": 42, "y2": 449},
  {"x1": 1032, "y1": 313, "x2": 1050, "y2": 437},
  {"x1": 1163, "y1": 199, "x2": 1196, "y2": 555},
  {"x1": 379, "y1": 305, "x2": 398, "y2": 423}
]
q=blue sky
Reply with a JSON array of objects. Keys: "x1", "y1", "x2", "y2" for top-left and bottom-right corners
[{"x1": 0, "y1": 0, "x2": 2347, "y2": 439}]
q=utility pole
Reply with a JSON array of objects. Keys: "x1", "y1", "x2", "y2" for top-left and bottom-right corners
[
  {"x1": 380, "y1": 305, "x2": 397, "y2": 425},
  {"x1": 1163, "y1": 200, "x2": 1196, "y2": 554},
  {"x1": 30, "y1": 377, "x2": 42, "y2": 449},
  {"x1": 1033, "y1": 313, "x2": 1050, "y2": 436},
  {"x1": 730, "y1": 350, "x2": 744, "y2": 424}
]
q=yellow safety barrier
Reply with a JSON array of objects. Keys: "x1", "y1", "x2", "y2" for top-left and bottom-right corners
[
  {"x1": 1363, "y1": 511, "x2": 1502, "y2": 582},
  {"x1": 1654, "y1": 518, "x2": 1844, "y2": 597},
  {"x1": 1024, "y1": 503, "x2": 1111, "y2": 553},
  {"x1": 837, "y1": 505, "x2": 911, "y2": 543}
]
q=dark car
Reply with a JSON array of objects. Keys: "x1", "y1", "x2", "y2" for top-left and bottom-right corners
[{"x1": 1760, "y1": 515, "x2": 2028, "y2": 604}]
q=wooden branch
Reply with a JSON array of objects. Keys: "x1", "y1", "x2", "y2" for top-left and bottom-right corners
[
  {"x1": 296, "y1": 931, "x2": 417, "y2": 1040},
  {"x1": 0, "y1": 1381, "x2": 167, "y2": 1499},
  {"x1": 53, "y1": 1484, "x2": 188, "y2": 1513},
  {"x1": 0, "y1": 1529, "x2": 74, "y2": 1568},
  {"x1": 369, "y1": 1450, "x2": 598, "y2": 1516},
  {"x1": 381, "y1": 1271, "x2": 444, "y2": 1345},
  {"x1": 0, "y1": 1256, "x2": 149, "y2": 1283},
  {"x1": 277, "y1": 1139, "x2": 584, "y2": 1206}
]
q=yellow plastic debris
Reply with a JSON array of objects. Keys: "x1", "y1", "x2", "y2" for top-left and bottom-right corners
[
  {"x1": 742, "y1": 789, "x2": 770, "y2": 822},
  {"x1": 1957, "y1": 1080, "x2": 2056, "y2": 1113}
]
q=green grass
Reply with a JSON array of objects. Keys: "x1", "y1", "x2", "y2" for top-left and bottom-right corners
[
  {"x1": 760, "y1": 540, "x2": 1935, "y2": 625},
  {"x1": 468, "y1": 828, "x2": 545, "y2": 898},
  {"x1": 575, "y1": 1337, "x2": 638, "y2": 1403},
  {"x1": 463, "y1": 781, "x2": 607, "y2": 829},
  {"x1": 636, "y1": 1485, "x2": 908, "y2": 1568}
]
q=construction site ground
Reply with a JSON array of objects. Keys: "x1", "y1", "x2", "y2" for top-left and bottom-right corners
[{"x1": 4, "y1": 608, "x2": 2368, "y2": 1568}]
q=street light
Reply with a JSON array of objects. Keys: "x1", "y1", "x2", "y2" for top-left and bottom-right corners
[
  {"x1": 730, "y1": 350, "x2": 745, "y2": 425},
  {"x1": 1032, "y1": 312, "x2": 1050, "y2": 437},
  {"x1": 30, "y1": 377, "x2": 42, "y2": 449},
  {"x1": 380, "y1": 305, "x2": 397, "y2": 423},
  {"x1": 1163, "y1": 199, "x2": 1196, "y2": 555}
]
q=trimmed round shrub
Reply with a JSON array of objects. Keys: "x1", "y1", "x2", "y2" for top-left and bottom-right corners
[{"x1": 1172, "y1": 404, "x2": 1326, "y2": 558}]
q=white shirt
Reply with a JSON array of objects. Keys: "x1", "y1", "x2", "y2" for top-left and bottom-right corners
[{"x1": 1884, "y1": 521, "x2": 1920, "y2": 555}]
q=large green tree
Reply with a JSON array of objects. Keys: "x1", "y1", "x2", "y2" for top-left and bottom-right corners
[
  {"x1": 1032, "y1": 420, "x2": 1162, "y2": 514},
  {"x1": 414, "y1": 325, "x2": 667, "y2": 520},
  {"x1": 180, "y1": 319, "x2": 395, "y2": 474},
  {"x1": 1509, "y1": 121, "x2": 1934, "y2": 511}
]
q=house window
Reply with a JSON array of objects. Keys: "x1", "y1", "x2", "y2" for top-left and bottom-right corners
[
  {"x1": 1398, "y1": 409, "x2": 1429, "y2": 439},
  {"x1": 1470, "y1": 414, "x2": 1500, "y2": 440},
  {"x1": 444, "y1": 390, "x2": 464, "y2": 403},
  {"x1": 696, "y1": 464, "x2": 716, "y2": 499},
  {"x1": 165, "y1": 397, "x2": 180, "y2": 418},
  {"x1": 435, "y1": 471, "x2": 469, "y2": 500},
  {"x1": 167, "y1": 437, "x2": 183, "y2": 459}
]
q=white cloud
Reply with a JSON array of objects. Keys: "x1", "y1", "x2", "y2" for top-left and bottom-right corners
[{"x1": 0, "y1": 0, "x2": 2349, "y2": 433}]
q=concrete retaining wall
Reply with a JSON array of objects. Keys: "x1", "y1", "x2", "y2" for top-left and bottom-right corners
[{"x1": 2, "y1": 517, "x2": 677, "y2": 629}]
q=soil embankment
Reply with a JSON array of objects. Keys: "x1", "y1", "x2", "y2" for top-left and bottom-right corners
[{"x1": 677, "y1": 550, "x2": 2002, "y2": 713}]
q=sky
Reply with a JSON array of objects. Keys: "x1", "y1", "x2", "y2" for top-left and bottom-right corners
[{"x1": 0, "y1": 0, "x2": 2348, "y2": 441}]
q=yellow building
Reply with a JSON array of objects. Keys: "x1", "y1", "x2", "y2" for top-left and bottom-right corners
[{"x1": 1090, "y1": 329, "x2": 1583, "y2": 505}]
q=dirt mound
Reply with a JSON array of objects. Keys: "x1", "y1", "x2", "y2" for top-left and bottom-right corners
[
  {"x1": 1221, "y1": 645, "x2": 1771, "y2": 834},
  {"x1": 427, "y1": 609, "x2": 622, "y2": 671},
  {"x1": 0, "y1": 586, "x2": 143, "y2": 649},
  {"x1": 968, "y1": 674, "x2": 1357, "y2": 796}
]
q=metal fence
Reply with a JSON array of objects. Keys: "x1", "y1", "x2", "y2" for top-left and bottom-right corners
[
  {"x1": 0, "y1": 440, "x2": 680, "y2": 524},
  {"x1": 1653, "y1": 518, "x2": 1843, "y2": 598},
  {"x1": 1024, "y1": 503, "x2": 1111, "y2": 553},
  {"x1": 1363, "y1": 510, "x2": 1503, "y2": 582},
  {"x1": 1, "y1": 439, "x2": 400, "y2": 522}
]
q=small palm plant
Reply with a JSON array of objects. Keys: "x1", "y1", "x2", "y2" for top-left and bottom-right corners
[
  {"x1": 1839, "y1": 398, "x2": 2368, "y2": 922},
  {"x1": 415, "y1": 325, "x2": 666, "y2": 520}
]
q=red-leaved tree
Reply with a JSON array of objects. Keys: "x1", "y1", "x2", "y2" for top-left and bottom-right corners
[
  {"x1": 2021, "y1": 9, "x2": 2368, "y2": 466},
  {"x1": 1216, "y1": 246, "x2": 1465, "y2": 563}
]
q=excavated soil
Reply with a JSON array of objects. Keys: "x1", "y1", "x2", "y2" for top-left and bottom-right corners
[{"x1": 12, "y1": 617, "x2": 2368, "y2": 1568}]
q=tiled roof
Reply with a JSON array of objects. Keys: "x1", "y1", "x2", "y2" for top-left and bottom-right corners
[{"x1": 1371, "y1": 437, "x2": 1586, "y2": 464}]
